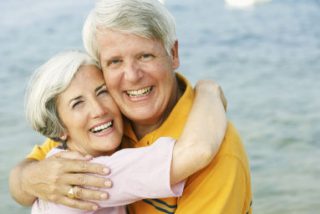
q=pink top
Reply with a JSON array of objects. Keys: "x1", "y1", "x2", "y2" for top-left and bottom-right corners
[{"x1": 32, "y1": 137, "x2": 184, "y2": 214}]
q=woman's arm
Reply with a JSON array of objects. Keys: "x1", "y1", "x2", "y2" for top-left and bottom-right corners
[{"x1": 170, "y1": 80, "x2": 227, "y2": 184}]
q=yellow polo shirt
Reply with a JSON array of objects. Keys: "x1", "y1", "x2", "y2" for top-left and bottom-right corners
[
  {"x1": 27, "y1": 73, "x2": 252, "y2": 214},
  {"x1": 123, "y1": 73, "x2": 252, "y2": 214},
  {"x1": 27, "y1": 138, "x2": 59, "y2": 160}
]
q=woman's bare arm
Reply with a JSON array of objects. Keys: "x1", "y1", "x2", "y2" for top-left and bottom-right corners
[{"x1": 170, "y1": 80, "x2": 227, "y2": 184}]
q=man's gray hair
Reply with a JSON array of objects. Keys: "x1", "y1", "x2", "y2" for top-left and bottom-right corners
[
  {"x1": 25, "y1": 51, "x2": 100, "y2": 140},
  {"x1": 83, "y1": 0, "x2": 177, "y2": 62}
]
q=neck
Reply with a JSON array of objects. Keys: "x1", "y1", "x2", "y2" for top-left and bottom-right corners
[
  {"x1": 67, "y1": 141, "x2": 115, "y2": 157},
  {"x1": 66, "y1": 142, "x2": 87, "y2": 156}
]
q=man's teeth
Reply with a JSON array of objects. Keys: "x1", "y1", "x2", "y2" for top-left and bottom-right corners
[
  {"x1": 126, "y1": 87, "x2": 152, "y2": 97},
  {"x1": 91, "y1": 121, "x2": 112, "y2": 133}
]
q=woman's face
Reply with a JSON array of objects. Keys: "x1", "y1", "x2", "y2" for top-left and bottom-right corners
[{"x1": 57, "y1": 65, "x2": 123, "y2": 157}]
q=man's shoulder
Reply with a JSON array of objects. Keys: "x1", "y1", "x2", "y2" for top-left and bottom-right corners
[
  {"x1": 182, "y1": 121, "x2": 251, "y2": 191},
  {"x1": 26, "y1": 138, "x2": 60, "y2": 160},
  {"x1": 186, "y1": 121, "x2": 250, "y2": 182},
  {"x1": 218, "y1": 121, "x2": 248, "y2": 160}
]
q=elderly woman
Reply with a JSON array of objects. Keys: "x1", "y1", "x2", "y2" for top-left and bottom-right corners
[{"x1": 23, "y1": 50, "x2": 227, "y2": 213}]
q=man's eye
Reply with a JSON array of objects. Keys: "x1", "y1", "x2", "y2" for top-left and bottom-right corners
[
  {"x1": 97, "y1": 89, "x2": 108, "y2": 96},
  {"x1": 108, "y1": 59, "x2": 122, "y2": 66},
  {"x1": 140, "y1": 54, "x2": 154, "y2": 61}
]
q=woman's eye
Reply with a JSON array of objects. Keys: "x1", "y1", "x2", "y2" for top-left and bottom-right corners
[
  {"x1": 97, "y1": 89, "x2": 108, "y2": 96},
  {"x1": 72, "y1": 101, "x2": 83, "y2": 109}
]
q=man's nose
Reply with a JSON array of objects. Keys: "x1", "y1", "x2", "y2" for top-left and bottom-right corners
[{"x1": 123, "y1": 60, "x2": 143, "y2": 82}]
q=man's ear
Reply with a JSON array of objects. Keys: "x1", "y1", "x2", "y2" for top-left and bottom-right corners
[{"x1": 171, "y1": 40, "x2": 180, "y2": 69}]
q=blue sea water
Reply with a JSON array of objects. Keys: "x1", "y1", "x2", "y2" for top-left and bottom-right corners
[{"x1": 1, "y1": 0, "x2": 319, "y2": 213}]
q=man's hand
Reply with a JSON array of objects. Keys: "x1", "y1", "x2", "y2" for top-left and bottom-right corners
[{"x1": 10, "y1": 151, "x2": 112, "y2": 211}]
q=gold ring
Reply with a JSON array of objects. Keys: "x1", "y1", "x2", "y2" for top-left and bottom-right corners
[{"x1": 67, "y1": 186, "x2": 76, "y2": 199}]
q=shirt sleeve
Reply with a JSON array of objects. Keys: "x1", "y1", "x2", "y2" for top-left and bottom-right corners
[
  {"x1": 92, "y1": 137, "x2": 185, "y2": 207},
  {"x1": 26, "y1": 138, "x2": 59, "y2": 160}
]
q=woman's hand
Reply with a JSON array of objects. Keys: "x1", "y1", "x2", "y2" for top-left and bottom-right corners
[
  {"x1": 195, "y1": 79, "x2": 227, "y2": 111},
  {"x1": 10, "y1": 151, "x2": 112, "y2": 211}
]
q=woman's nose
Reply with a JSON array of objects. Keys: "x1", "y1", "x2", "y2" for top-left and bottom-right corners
[{"x1": 90, "y1": 100, "x2": 107, "y2": 118}]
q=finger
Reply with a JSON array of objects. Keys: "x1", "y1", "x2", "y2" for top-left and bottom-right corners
[
  {"x1": 53, "y1": 151, "x2": 92, "y2": 160},
  {"x1": 62, "y1": 159, "x2": 110, "y2": 175},
  {"x1": 57, "y1": 196, "x2": 100, "y2": 211},
  {"x1": 72, "y1": 185, "x2": 109, "y2": 201},
  {"x1": 62, "y1": 173, "x2": 112, "y2": 188}
]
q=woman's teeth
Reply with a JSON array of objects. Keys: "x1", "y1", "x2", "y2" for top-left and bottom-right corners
[
  {"x1": 126, "y1": 87, "x2": 152, "y2": 97},
  {"x1": 91, "y1": 121, "x2": 112, "y2": 133}
]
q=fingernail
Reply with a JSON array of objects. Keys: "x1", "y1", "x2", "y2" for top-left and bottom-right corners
[
  {"x1": 101, "y1": 193, "x2": 108, "y2": 199},
  {"x1": 85, "y1": 154, "x2": 92, "y2": 159},
  {"x1": 92, "y1": 205, "x2": 98, "y2": 210},
  {"x1": 103, "y1": 168, "x2": 110, "y2": 174},
  {"x1": 105, "y1": 180, "x2": 112, "y2": 187}
]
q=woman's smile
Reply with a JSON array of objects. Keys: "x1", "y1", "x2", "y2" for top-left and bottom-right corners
[{"x1": 57, "y1": 65, "x2": 123, "y2": 157}]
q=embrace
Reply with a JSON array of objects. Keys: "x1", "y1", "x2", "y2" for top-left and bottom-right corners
[{"x1": 9, "y1": 0, "x2": 252, "y2": 213}]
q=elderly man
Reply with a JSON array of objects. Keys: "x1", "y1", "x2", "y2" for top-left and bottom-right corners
[{"x1": 10, "y1": 0, "x2": 252, "y2": 213}]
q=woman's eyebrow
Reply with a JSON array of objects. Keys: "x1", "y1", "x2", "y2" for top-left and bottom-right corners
[
  {"x1": 95, "y1": 83, "x2": 106, "y2": 92},
  {"x1": 68, "y1": 96, "x2": 82, "y2": 105}
]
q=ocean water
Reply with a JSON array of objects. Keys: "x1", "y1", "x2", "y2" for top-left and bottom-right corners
[{"x1": 1, "y1": 0, "x2": 319, "y2": 213}]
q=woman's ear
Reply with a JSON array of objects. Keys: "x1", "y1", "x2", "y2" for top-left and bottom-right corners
[
  {"x1": 58, "y1": 133, "x2": 68, "y2": 150},
  {"x1": 60, "y1": 133, "x2": 68, "y2": 141}
]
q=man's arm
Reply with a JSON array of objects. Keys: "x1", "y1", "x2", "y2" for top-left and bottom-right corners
[
  {"x1": 9, "y1": 159, "x2": 39, "y2": 205},
  {"x1": 170, "y1": 80, "x2": 227, "y2": 184},
  {"x1": 9, "y1": 149, "x2": 112, "y2": 211}
]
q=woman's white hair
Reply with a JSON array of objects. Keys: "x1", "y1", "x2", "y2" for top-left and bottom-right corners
[
  {"x1": 83, "y1": 0, "x2": 177, "y2": 62},
  {"x1": 25, "y1": 51, "x2": 100, "y2": 140}
]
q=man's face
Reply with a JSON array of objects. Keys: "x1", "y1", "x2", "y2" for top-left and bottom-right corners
[{"x1": 97, "y1": 29, "x2": 180, "y2": 127}]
